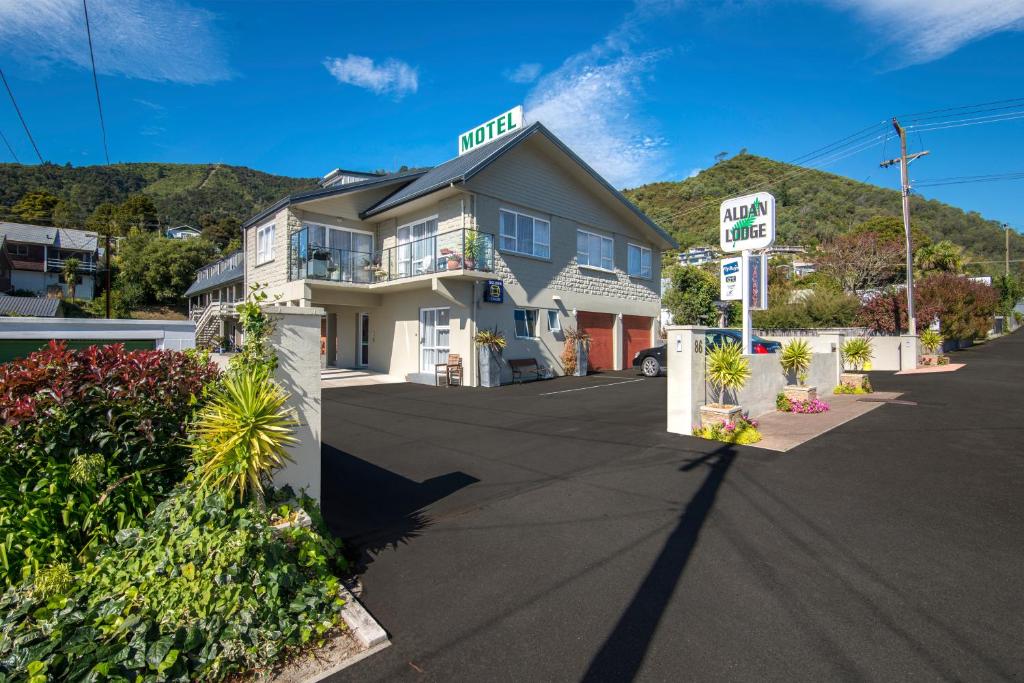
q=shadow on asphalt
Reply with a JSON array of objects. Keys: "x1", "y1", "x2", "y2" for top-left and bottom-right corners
[
  {"x1": 581, "y1": 444, "x2": 738, "y2": 682},
  {"x1": 321, "y1": 444, "x2": 479, "y2": 573}
]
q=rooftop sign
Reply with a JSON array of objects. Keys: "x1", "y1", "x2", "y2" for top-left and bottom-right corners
[
  {"x1": 458, "y1": 106, "x2": 523, "y2": 156},
  {"x1": 719, "y1": 192, "x2": 775, "y2": 252}
]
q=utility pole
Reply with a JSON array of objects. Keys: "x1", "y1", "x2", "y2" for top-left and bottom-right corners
[
  {"x1": 1005, "y1": 224, "x2": 1010, "y2": 277},
  {"x1": 105, "y1": 233, "x2": 111, "y2": 319},
  {"x1": 880, "y1": 117, "x2": 929, "y2": 336}
]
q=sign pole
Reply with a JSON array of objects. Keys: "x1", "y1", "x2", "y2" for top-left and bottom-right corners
[{"x1": 741, "y1": 249, "x2": 752, "y2": 354}]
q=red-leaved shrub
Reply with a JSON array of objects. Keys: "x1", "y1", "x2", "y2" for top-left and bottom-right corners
[{"x1": 857, "y1": 274, "x2": 998, "y2": 339}]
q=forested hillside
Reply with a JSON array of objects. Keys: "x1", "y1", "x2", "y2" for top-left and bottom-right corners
[
  {"x1": 624, "y1": 153, "x2": 1022, "y2": 273},
  {"x1": 0, "y1": 162, "x2": 316, "y2": 229}
]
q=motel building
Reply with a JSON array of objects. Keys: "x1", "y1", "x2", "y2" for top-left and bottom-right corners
[{"x1": 242, "y1": 108, "x2": 677, "y2": 386}]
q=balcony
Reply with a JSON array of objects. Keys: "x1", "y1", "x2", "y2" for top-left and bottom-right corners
[
  {"x1": 46, "y1": 257, "x2": 97, "y2": 274},
  {"x1": 289, "y1": 227, "x2": 495, "y2": 286}
]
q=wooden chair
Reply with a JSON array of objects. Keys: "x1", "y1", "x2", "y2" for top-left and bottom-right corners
[{"x1": 435, "y1": 354, "x2": 463, "y2": 387}]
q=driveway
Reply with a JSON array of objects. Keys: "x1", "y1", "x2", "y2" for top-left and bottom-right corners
[{"x1": 321, "y1": 341, "x2": 1024, "y2": 681}]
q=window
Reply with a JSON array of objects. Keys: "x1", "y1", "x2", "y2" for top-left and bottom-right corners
[
  {"x1": 500, "y1": 209, "x2": 550, "y2": 259},
  {"x1": 256, "y1": 223, "x2": 275, "y2": 264},
  {"x1": 9, "y1": 244, "x2": 30, "y2": 257},
  {"x1": 628, "y1": 244, "x2": 652, "y2": 278},
  {"x1": 547, "y1": 310, "x2": 561, "y2": 333},
  {"x1": 514, "y1": 308, "x2": 539, "y2": 338},
  {"x1": 577, "y1": 229, "x2": 614, "y2": 271}
]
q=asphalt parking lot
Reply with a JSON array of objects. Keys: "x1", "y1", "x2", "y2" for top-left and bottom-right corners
[{"x1": 321, "y1": 338, "x2": 1024, "y2": 681}]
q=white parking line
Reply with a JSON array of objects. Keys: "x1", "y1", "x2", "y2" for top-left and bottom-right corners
[{"x1": 538, "y1": 379, "x2": 645, "y2": 396}]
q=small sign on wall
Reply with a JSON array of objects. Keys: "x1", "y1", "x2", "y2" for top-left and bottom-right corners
[
  {"x1": 720, "y1": 257, "x2": 742, "y2": 301},
  {"x1": 483, "y1": 279, "x2": 504, "y2": 303}
]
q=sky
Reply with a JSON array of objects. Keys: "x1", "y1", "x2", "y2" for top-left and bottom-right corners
[{"x1": 1, "y1": 0, "x2": 1023, "y2": 228}]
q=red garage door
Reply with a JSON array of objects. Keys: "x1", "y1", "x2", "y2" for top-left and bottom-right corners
[
  {"x1": 622, "y1": 315, "x2": 653, "y2": 368},
  {"x1": 577, "y1": 311, "x2": 615, "y2": 372}
]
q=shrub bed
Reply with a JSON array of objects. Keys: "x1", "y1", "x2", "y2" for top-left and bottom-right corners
[
  {"x1": 0, "y1": 342, "x2": 220, "y2": 585},
  {"x1": 693, "y1": 416, "x2": 761, "y2": 445},
  {"x1": 776, "y1": 394, "x2": 831, "y2": 413}
]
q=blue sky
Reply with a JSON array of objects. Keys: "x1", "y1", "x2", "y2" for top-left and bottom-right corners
[{"x1": 1, "y1": 0, "x2": 1023, "y2": 228}]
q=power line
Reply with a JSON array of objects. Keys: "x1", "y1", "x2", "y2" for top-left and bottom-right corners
[
  {"x1": 906, "y1": 109, "x2": 1024, "y2": 131},
  {"x1": 898, "y1": 97, "x2": 1024, "y2": 122},
  {"x1": 914, "y1": 172, "x2": 1024, "y2": 188},
  {"x1": 82, "y1": 0, "x2": 110, "y2": 164},
  {"x1": 0, "y1": 127, "x2": 18, "y2": 162},
  {"x1": 906, "y1": 113, "x2": 1024, "y2": 134},
  {"x1": 0, "y1": 68, "x2": 43, "y2": 163}
]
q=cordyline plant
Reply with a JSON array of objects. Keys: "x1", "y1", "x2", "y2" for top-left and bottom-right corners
[
  {"x1": 920, "y1": 329, "x2": 943, "y2": 354},
  {"x1": 473, "y1": 328, "x2": 507, "y2": 351},
  {"x1": 842, "y1": 337, "x2": 873, "y2": 372},
  {"x1": 779, "y1": 339, "x2": 813, "y2": 386},
  {"x1": 706, "y1": 340, "x2": 751, "y2": 405}
]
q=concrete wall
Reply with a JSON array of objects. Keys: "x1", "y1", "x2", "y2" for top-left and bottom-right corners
[
  {"x1": 0, "y1": 317, "x2": 195, "y2": 351},
  {"x1": 755, "y1": 328, "x2": 904, "y2": 371},
  {"x1": 733, "y1": 352, "x2": 838, "y2": 417},
  {"x1": 267, "y1": 306, "x2": 323, "y2": 502}
]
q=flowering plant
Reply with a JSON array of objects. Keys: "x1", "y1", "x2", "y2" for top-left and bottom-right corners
[{"x1": 693, "y1": 414, "x2": 761, "y2": 444}]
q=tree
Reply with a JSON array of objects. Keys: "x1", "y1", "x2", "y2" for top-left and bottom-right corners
[
  {"x1": 199, "y1": 215, "x2": 240, "y2": 250},
  {"x1": 116, "y1": 231, "x2": 219, "y2": 306},
  {"x1": 115, "y1": 194, "x2": 159, "y2": 233},
  {"x1": 11, "y1": 191, "x2": 62, "y2": 224},
  {"x1": 815, "y1": 232, "x2": 904, "y2": 293},
  {"x1": 62, "y1": 257, "x2": 80, "y2": 300},
  {"x1": 86, "y1": 202, "x2": 121, "y2": 236},
  {"x1": 662, "y1": 265, "x2": 719, "y2": 325},
  {"x1": 850, "y1": 215, "x2": 930, "y2": 249},
  {"x1": 915, "y1": 240, "x2": 965, "y2": 275}
]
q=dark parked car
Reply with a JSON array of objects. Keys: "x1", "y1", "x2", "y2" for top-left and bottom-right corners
[{"x1": 631, "y1": 329, "x2": 782, "y2": 377}]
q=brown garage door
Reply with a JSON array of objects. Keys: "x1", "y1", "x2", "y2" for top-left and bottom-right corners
[
  {"x1": 622, "y1": 315, "x2": 652, "y2": 367},
  {"x1": 577, "y1": 311, "x2": 615, "y2": 372}
]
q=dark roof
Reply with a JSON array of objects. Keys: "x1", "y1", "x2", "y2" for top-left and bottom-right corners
[
  {"x1": 241, "y1": 170, "x2": 427, "y2": 230},
  {"x1": 0, "y1": 222, "x2": 99, "y2": 251},
  {"x1": 0, "y1": 295, "x2": 61, "y2": 317},
  {"x1": 184, "y1": 254, "x2": 244, "y2": 298},
  {"x1": 360, "y1": 122, "x2": 678, "y2": 249}
]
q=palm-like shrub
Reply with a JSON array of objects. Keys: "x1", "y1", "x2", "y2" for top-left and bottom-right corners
[
  {"x1": 192, "y1": 371, "x2": 298, "y2": 505},
  {"x1": 842, "y1": 337, "x2": 873, "y2": 372},
  {"x1": 706, "y1": 340, "x2": 751, "y2": 405},
  {"x1": 920, "y1": 329, "x2": 943, "y2": 354},
  {"x1": 474, "y1": 328, "x2": 507, "y2": 351},
  {"x1": 780, "y1": 339, "x2": 813, "y2": 385}
]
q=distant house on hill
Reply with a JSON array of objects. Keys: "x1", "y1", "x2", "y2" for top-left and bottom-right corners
[
  {"x1": 165, "y1": 225, "x2": 202, "y2": 240},
  {"x1": 0, "y1": 222, "x2": 101, "y2": 300}
]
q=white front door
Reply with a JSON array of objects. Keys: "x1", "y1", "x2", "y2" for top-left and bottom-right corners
[{"x1": 420, "y1": 307, "x2": 450, "y2": 372}]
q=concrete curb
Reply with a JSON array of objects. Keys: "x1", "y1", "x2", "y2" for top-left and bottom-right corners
[{"x1": 338, "y1": 584, "x2": 389, "y2": 649}]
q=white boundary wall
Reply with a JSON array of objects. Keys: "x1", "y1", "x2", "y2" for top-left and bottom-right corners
[
  {"x1": 267, "y1": 306, "x2": 323, "y2": 502},
  {"x1": 755, "y1": 328, "x2": 905, "y2": 371},
  {"x1": 0, "y1": 317, "x2": 195, "y2": 351},
  {"x1": 666, "y1": 325, "x2": 843, "y2": 435}
]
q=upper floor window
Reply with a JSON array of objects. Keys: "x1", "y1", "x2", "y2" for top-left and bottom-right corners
[
  {"x1": 500, "y1": 209, "x2": 550, "y2": 259},
  {"x1": 303, "y1": 222, "x2": 373, "y2": 255},
  {"x1": 256, "y1": 223, "x2": 275, "y2": 264},
  {"x1": 9, "y1": 244, "x2": 30, "y2": 257},
  {"x1": 577, "y1": 229, "x2": 613, "y2": 271},
  {"x1": 628, "y1": 244, "x2": 652, "y2": 279}
]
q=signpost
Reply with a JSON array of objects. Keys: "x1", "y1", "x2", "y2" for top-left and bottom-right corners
[
  {"x1": 458, "y1": 106, "x2": 523, "y2": 156},
  {"x1": 720, "y1": 192, "x2": 775, "y2": 353}
]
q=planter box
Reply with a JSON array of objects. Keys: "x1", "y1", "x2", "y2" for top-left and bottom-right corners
[
  {"x1": 783, "y1": 385, "x2": 817, "y2": 402},
  {"x1": 840, "y1": 372, "x2": 867, "y2": 390},
  {"x1": 574, "y1": 342, "x2": 588, "y2": 376},
  {"x1": 478, "y1": 346, "x2": 502, "y2": 387},
  {"x1": 920, "y1": 353, "x2": 950, "y2": 366},
  {"x1": 699, "y1": 404, "x2": 742, "y2": 427}
]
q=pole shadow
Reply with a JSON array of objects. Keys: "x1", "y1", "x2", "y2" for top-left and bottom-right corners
[
  {"x1": 321, "y1": 443, "x2": 479, "y2": 572},
  {"x1": 580, "y1": 444, "x2": 738, "y2": 683}
]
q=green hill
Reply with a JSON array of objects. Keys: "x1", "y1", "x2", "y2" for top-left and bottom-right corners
[
  {"x1": 624, "y1": 153, "x2": 1022, "y2": 275},
  {"x1": 0, "y1": 162, "x2": 317, "y2": 229}
]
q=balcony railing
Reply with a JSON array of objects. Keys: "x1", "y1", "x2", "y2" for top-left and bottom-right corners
[
  {"x1": 289, "y1": 227, "x2": 494, "y2": 284},
  {"x1": 46, "y1": 257, "x2": 97, "y2": 273}
]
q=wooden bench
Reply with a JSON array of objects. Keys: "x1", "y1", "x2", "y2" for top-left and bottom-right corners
[{"x1": 508, "y1": 358, "x2": 545, "y2": 384}]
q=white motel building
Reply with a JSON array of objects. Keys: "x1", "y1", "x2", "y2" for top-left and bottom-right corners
[{"x1": 241, "y1": 109, "x2": 677, "y2": 386}]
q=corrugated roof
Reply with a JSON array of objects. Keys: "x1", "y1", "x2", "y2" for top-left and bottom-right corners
[
  {"x1": 0, "y1": 295, "x2": 61, "y2": 317},
  {"x1": 361, "y1": 125, "x2": 535, "y2": 218},
  {"x1": 0, "y1": 221, "x2": 98, "y2": 251}
]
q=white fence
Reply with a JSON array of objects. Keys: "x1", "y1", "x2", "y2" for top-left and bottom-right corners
[{"x1": 755, "y1": 328, "x2": 906, "y2": 371}]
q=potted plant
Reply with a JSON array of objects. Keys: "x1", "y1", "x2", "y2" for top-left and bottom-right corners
[
  {"x1": 700, "y1": 340, "x2": 751, "y2": 427},
  {"x1": 474, "y1": 328, "x2": 507, "y2": 387},
  {"x1": 841, "y1": 337, "x2": 873, "y2": 391},
  {"x1": 464, "y1": 230, "x2": 482, "y2": 270},
  {"x1": 562, "y1": 325, "x2": 591, "y2": 376},
  {"x1": 311, "y1": 247, "x2": 330, "y2": 261},
  {"x1": 779, "y1": 339, "x2": 816, "y2": 402},
  {"x1": 920, "y1": 329, "x2": 949, "y2": 365},
  {"x1": 374, "y1": 267, "x2": 389, "y2": 282}
]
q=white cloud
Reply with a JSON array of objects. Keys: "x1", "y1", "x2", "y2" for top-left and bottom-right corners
[
  {"x1": 505, "y1": 62, "x2": 542, "y2": 84},
  {"x1": 523, "y1": 1, "x2": 680, "y2": 188},
  {"x1": 323, "y1": 55, "x2": 418, "y2": 99},
  {"x1": 688, "y1": 167, "x2": 702, "y2": 178},
  {"x1": 0, "y1": 0, "x2": 231, "y2": 84},
  {"x1": 824, "y1": 0, "x2": 1024, "y2": 65}
]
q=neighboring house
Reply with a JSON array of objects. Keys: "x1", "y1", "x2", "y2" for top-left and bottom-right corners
[
  {"x1": 765, "y1": 244, "x2": 807, "y2": 257},
  {"x1": 0, "y1": 222, "x2": 100, "y2": 299},
  {"x1": 793, "y1": 260, "x2": 817, "y2": 277},
  {"x1": 184, "y1": 250, "x2": 244, "y2": 349},
  {"x1": 320, "y1": 168, "x2": 384, "y2": 188},
  {"x1": 242, "y1": 121, "x2": 677, "y2": 385},
  {"x1": 0, "y1": 295, "x2": 62, "y2": 317},
  {"x1": 166, "y1": 225, "x2": 202, "y2": 240},
  {"x1": 680, "y1": 246, "x2": 717, "y2": 267},
  {"x1": 0, "y1": 237, "x2": 12, "y2": 293}
]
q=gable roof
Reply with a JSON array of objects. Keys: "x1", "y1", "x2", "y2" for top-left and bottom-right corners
[
  {"x1": 0, "y1": 221, "x2": 98, "y2": 252},
  {"x1": 360, "y1": 122, "x2": 677, "y2": 249},
  {"x1": 184, "y1": 252, "x2": 244, "y2": 298},
  {"x1": 0, "y1": 295, "x2": 61, "y2": 317},
  {"x1": 241, "y1": 169, "x2": 427, "y2": 230}
]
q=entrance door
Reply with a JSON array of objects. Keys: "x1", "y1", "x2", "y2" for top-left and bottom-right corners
[
  {"x1": 419, "y1": 307, "x2": 450, "y2": 372},
  {"x1": 358, "y1": 313, "x2": 370, "y2": 367}
]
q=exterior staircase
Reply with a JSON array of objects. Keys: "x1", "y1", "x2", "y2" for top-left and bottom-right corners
[{"x1": 192, "y1": 302, "x2": 237, "y2": 349}]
